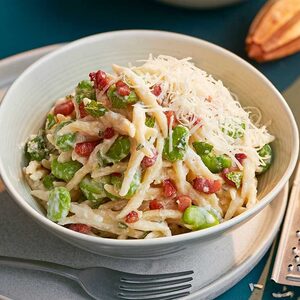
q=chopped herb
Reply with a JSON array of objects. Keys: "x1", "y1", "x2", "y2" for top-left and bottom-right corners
[
  {"x1": 75, "y1": 80, "x2": 96, "y2": 103},
  {"x1": 118, "y1": 222, "x2": 128, "y2": 229},
  {"x1": 145, "y1": 115, "x2": 155, "y2": 128},
  {"x1": 136, "y1": 143, "x2": 144, "y2": 151},
  {"x1": 45, "y1": 114, "x2": 57, "y2": 130},
  {"x1": 85, "y1": 100, "x2": 107, "y2": 117},
  {"x1": 222, "y1": 122, "x2": 246, "y2": 139},
  {"x1": 226, "y1": 171, "x2": 243, "y2": 188},
  {"x1": 25, "y1": 135, "x2": 49, "y2": 162}
]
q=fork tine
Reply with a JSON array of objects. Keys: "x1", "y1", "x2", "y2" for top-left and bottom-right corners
[
  {"x1": 119, "y1": 276, "x2": 193, "y2": 289},
  {"x1": 119, "y1": 283, "x2": 192, "y2": 296},
  {"x1": 118, "y1": 290, "x2": 190, "y2": 300},
  {"x1": 120, "y1": 270, "x2": 193, "y2": 282}
]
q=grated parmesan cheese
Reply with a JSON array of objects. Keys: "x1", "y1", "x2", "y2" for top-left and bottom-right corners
[{"x1": 133, "y1": 55, "x2": 274, "y2": 171}]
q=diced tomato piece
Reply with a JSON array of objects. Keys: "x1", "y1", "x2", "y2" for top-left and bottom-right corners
[
  {"x1": 193, "y1": 177, "x2": 222, "y2": 194},
  {"x1": 54, "y1": 100, "x2": 74, "y2": 116},
  {"x1": 75, "y1": 141, "x2": 100, "y2": 157},
  {"x1": 149, "y1": 199, "x2": 163, "y2": 210},
  {"x1": 148, "y1": 199, "x2": 177, "y2": 210},
  {"x1": 111, "y1": 172, "x2": 122, "y2": 177},
  {"x1": 141, "y1": 149, "x2": 158, "y2": 168},
  {"x1": 125, "y1": 211, "x2": 139, "y2": 223},
  {"x1": 103, "y1": 127, "x2": 115, "y2": 139},
  {"x1": 115, "y1": 81, "x2": 126, "y2": 88},
  {"x1": 89, "y1": 70, "x2": 108, "y2": 90},
  {"x1": 67, "y1": 224, "x2": 91, "y2": 234},
  {"x1": 162, "y1": 179, "x2": 177, "y2": 198},
  {"x1": 116, "y1": 80, "x2": 131, "y2": 96},
  {"x1": 152, "y1": 84, "x2": 162, "y2": 96},
  {"x1": 235, "y1": 153, "x2": 247, "y2": 164},
  {"x1": 176, "y1": 195, "x2": 192, "y2": 212},
  {"x1": 79, "y1": 101, "x2": 88, "y2": 118}
]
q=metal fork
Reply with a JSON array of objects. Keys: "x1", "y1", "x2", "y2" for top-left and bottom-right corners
[{"x1": 0, "y1": 256, "x2": 193, "y2": 300}]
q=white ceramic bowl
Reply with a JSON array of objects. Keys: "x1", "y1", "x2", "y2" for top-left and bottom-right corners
[{"x1": 0, "y1": 30, "x2": 298, "y2": 258}]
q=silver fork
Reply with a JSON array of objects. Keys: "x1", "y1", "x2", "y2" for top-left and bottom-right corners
[{"x1": 0, "y1": 256, "x2": 193, "y2": 300}]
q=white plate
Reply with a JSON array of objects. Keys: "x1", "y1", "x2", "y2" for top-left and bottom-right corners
[{"x1": 0, "y1": 46, "x2": 288, "y2": 300}]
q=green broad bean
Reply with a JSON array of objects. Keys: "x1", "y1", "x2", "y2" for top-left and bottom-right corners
[
  {"x1": 201, "y1": 154, "x2": 223, "y2": 173},
  {"x1": 108, "y1": 174, "x2": 123, "y2": 200},
  {"x1": 51, "y1": 158, "x2": 82, "y2": 182},
  {"x1": 192, "y1": 141, "x2": 213, "y2": 156},
  {"x1": 54, "y1": 121, "x2": 76, "y2": 152},
  {"x1": 45, "y1": 114, "x2": 56, "y2": 130},
  {"x1": 257, "y1": 144, "x2": 273, "y2": 174},
  {"x1": 110, "y1": 170, "x2": 141, "y2": 199},
  {"x1": 42, "y1": 174, "x2": 56, "y2": 190},
  {"x1": 100, "y1": 175, "x2": 120, "y2": 203},
  {"x1": 79, "y1": 176, "x2": 108, "y2": 202},
  {"x1": 145, "y1": 115, "x2": 155, "y2": 128},
  {"x1": 193, "y1": 142, "x2": 231, "y2": 173},
  {"x1": 163, "y1": 125, "x2": 189, "y2": 162},
  {"x1": 182, "y1": 206, "x2": 219, "y2": 230},
  {"x1": 104, "y1": 136, "x2": 131, "y2": 163},
  {"x1": 47, "y1": 187, "x2": 71, "y2": 222},
  {"x1": 75, "y1": 80, "x2": 96, "y2": 103},
  {"x1": 226, "y1": 171, "x2": 243, "y2": 189},
  {"x1": 84, "y1": 100, "x2": 107, "y2": 117},
  {"x1": 107, "y1": 84, "x2": 138, "y2": 109},
  {"x1": 25, "y1": 135, "x2": 49, "y2": 162},
  {"x1": 202, "y1": 154, "x2": 232, "y2": 173},
  {"x1": 110, "y1": 174, "x2": 122, "y2": 189},
  {"x1": 218, "y1": 155, "x2": 232, "y2": 169},
  {"x1": 104, "y1": 187, "x2": 120, "y2": 201}
]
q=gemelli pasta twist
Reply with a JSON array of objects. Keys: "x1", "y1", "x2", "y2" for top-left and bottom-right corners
[{"x1": 24, "y1": 55, "x2": 274, "y2": 239}]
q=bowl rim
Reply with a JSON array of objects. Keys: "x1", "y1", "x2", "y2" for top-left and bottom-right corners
[{"x1": 0, "y1": 29, "x2": 298, "y2": 247}]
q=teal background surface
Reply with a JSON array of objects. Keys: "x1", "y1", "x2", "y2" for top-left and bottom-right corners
[{"x1": 1, "y1": 0, "x2": 300, "y2": 299}]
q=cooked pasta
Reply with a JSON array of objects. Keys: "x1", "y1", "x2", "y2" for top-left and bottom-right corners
[{"x1": 23, "y1": 55, "x2": 274, "y2": 239}]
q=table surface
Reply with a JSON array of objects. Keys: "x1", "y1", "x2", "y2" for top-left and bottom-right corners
[{"x1": 1, "y1": 0, "x2": 300, "y2": 299}]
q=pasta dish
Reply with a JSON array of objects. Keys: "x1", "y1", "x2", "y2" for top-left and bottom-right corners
[{"x1": 24, "y1": 55, "x2": 274, "y2": 239}]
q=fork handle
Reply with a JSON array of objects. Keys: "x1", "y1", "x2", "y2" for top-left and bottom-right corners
[{"x1": 0, "y1": 255, "x2": 80, "y2": 282}]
